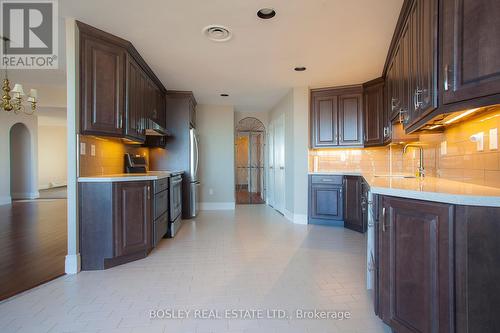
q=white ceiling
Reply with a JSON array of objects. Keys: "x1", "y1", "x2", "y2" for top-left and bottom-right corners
[{"x1": 55, "y1": 0, "x2": 401, "y2": 112}]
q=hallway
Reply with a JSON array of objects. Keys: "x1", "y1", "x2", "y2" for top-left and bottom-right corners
[{"x1": 0, "y1": 205, "x2": 385, "y2": 333}]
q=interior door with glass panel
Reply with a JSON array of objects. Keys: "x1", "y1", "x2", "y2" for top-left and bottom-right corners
[{"x1": 235, "y1": 118, "x2": 266, "y2": 205}]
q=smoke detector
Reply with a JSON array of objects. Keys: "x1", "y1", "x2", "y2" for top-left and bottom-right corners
[{"x1": 203, "y1": 25, "x2": 232, "y2": 42}]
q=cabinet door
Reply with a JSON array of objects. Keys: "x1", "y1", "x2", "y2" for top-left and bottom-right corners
[
  {"x1": 387, "y1": 48, "x2": 402, "y2": 123},
  {"x1": 125, "y1": 56, "x2": 146, "y2": 142},
  {"x1": 311, "y1": 93, "x2": 339, "y2": 147},
  {"x1": 442, "y1": 0, "x2": 500, "y2": 104},
  {"x1": 344, "y1": 176, "x2": 366, "y2": 232},
  {"x1": 399, "y1": 22, "x2": 412, "y2": 126},
  {"x1": 414, "y1": 0, "x2": 438, "y2": 118},
  {"x1": 310, "y1": 184, "x2": 343, "y2": 221},
  {"x1": 378, "y1": 196, "x2": 453, "y2": 333},
  {"x1": 455, "y1": 206, "x2": 500, "y2": 332},
  {"x1": 114, "y1": 181, "x2": 151, "y2": 257},
  {"x1": 338, "y1": 94, "x2": 363, "y2": 146},
  {"x1": 156, "y1": 88, "x2": 166, "y2": 129},
  {"x1": 364, "y1": 81, "x2": 384, "y2": 147},
  {"x1": 80, "y1": 34, "x2": 125, "y2": 136}
]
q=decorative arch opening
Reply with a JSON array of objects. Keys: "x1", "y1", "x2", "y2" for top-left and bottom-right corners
[
  {"x1": 10, "y1": 123, "x2": 34, "y2": 199},
  {"x1": 235, "y1": 117, "x2": 266, "y2": 204}
]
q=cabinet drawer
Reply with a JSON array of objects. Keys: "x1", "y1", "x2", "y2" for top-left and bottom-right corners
[
  {"x1": 154, "y1": 177, "x2": 169, "y2": 194},
  {"x1": 311, "y1": 175, "x2": 343, "y2": 185},
  {"x1": 154, "y1": 189, "x2": 169, "y2": 220}
]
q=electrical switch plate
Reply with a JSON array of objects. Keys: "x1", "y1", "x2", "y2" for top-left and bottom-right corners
[
  {"x1": 91, "y1": 145, "x2": 96, "y2": 156},
  {"x1": 490, "y1": 128, "x2": 498, "y2": 150},
  {"x1": 440, "y1": 141, "x2": 447, "y2": 155},
  {"x1": 80, "y1": 142, "x2": 86, "y2": 155}
]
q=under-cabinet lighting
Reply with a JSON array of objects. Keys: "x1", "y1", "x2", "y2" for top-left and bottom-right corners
[
  {"x1": 444, "y1": 108, "x2": 480, "y2": 124},
  {"x1": 479, "y1": 113, "x2": 500, "y2": 122},
  {"x1": 428, "y1": 124, "x2": 443, "y2": 130}
]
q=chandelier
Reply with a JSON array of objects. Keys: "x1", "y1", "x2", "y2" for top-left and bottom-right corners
[{"x1": 0, "y1": 37, "x2": 38, "y2": 115}]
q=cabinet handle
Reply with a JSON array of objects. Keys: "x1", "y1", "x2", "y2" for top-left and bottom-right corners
[
  {"x1": 391, "y1": 98, "x2": 398, "y2": 111},
  {"x1": 383, "y1": 126, "x2": 389, "y2": 138},
  {"x1": 147, "y1": 185, "x2": 151, "y2": 200},
  {"x1": 382, "y1": 207, "x2": 387, "y2": 232},
  {"x1": 414, "y1": 88, "x2": 423, "y2": 110},
  {"x1": 118, "y1": 114, "x2": 123, "y2": 128},
  {"x1": 444, "y1": 65, "x2": 451, "y2": 91},
  {"x1": 399, "y1": 108, "x2": 408, "y2": 124}
]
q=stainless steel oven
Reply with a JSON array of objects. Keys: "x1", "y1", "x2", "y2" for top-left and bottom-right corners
[{"x1": 168, "y1": 174, "x2": 183, "y2": 237}]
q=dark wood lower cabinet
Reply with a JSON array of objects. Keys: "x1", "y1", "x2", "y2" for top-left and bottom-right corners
[
  {"x1": 455, "y1": 206, "x2": 500, "y2": 333},
  {"x1": 344, "y1": 176, "x2": 367, "y2": 233},
  {"x1": 79, "y1": 181, "x2": 152, "y2": 270},
  {"x1": 375, "y1": 196, "x2": 500, "y2": 333},
  {"x1": 308, "y1": 175, "x2": 344, "y2": 225}
]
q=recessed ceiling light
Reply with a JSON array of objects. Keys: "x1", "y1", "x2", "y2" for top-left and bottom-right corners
[
  {"x1": 203, "y1": 25, "x2": 232, "y2": 42},
  {"x1": 257, "y1": 8, "x2": 276, "y2": 19},
  {"x1": 294, "y1": 66, "x2": 307, "y2": 72},
  {"x1": 220, "y1": 93, "x2": 229, "y2": 97}
]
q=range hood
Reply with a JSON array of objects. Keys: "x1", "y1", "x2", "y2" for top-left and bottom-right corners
[{"x1": 145, "y1": 119, "x2": 169, "y2": 136}]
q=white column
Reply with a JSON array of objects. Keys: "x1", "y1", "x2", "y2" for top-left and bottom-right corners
[{"x1": 65, "y1": 18, "x2": 80, "y2": 274}]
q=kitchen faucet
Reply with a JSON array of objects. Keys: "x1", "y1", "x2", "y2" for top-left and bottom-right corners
[{"x1": 403, "y1": 144, "x2": 425, "y2": 178}]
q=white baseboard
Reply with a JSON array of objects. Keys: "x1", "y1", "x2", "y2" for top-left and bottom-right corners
[
  {"x1": 11, "y1": 191, "x2": 40, "y2": 200},
  {"x1": 200, "y1": 202, "x2": 235, "y2": 210},
  {"x1": 283, "y1": 209, "x2": 308, "y2": 225},
  {"x1": 39, "y1": 183, "x2": 68, "y2": 190},
  {"x1": 65, "y1": 253, "x2": 81, "y2": 274},
  {"x1": 293, "y1": 213, "x2": 308, "y2": 225},
  {"x1": 284, "y1": 209, "x2": 294, "y2": 222},
  {"x1": 0, "y1": 195, "x2": 12, "y2": 206}
]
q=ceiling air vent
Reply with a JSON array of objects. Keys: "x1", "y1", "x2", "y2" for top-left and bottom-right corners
[{"x1": 203, "y1": 25, "x2": 232, "y2": 42}]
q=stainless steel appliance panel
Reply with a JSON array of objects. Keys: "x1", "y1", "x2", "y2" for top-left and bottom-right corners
[
  {"x1": 190, "y1": 181, "x2": 200, "y2": 218},
  {"x1": 189, "y1": 128, "x2": 199, "y2": 181}
]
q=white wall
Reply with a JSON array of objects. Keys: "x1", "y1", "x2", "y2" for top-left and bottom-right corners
[
  {"x1": 0, "y1": 113, "x2": 39, "y2": 205},
  {"x1": 197, "y1": 104, "x2": 236, "y2": 210},
  {"x1": 38, "y1": 125, "x2": 67, "y2": 189},
  {"x1": 268, "y1": 87, "x2": 309, "y2": 224}
]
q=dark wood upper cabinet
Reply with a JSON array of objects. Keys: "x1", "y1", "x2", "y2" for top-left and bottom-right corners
[
  {"x1": 378, "y1": 196, "x2": 453, "y2": 333},
  {"x1": 338, "y1": 94, "x2": 363, "y2": 146},
  {"x1": 80, "y1": 31, "x2": 125, "y2": 137},
  {"x1": 441, "y1": 0, "x2": 500, "y2": 105},
  {"x1": 125, "y1": 55, "x2": 145, "y2": 142},
  {"x1": 77, "y1": 21, "x2": 167, "y2": 140},
  {"x1": 113, "y1": 181, "x2": 151, "y2": 257},
  {"x1": 363, "y1": 78, "x2": 385, "y2": 146},
  {"x1": 310, "y1": 86, "x2": 363, "y2": 148}
]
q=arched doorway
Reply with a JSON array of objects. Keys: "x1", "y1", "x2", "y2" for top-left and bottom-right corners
[
  {"x1": 10, "y1": 123, "x2": 34, "y2": 200},
  {"x1": 235, "y1": 117, "x2": 265, "y2": 204}
]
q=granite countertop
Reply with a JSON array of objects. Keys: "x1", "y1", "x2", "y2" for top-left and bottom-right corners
[
  {"x1": 310, "y1": 171, "x2": 500, "y2": 207},
  {"x1": 78, "y1": 170, "x2": 184, "y2": 182}
]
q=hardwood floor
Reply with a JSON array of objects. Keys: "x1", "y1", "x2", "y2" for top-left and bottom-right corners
[
  {"x1": 236, "y1": 190, "x2": 265, "y2": 204},
  {"x1": 0, "y1": 199, "x2": 67, "y2": 301}
]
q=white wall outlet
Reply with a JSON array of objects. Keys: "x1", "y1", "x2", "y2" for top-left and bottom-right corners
[
  {"x1": 490, "y1": 128, "x2": 498, "y2": 150},
  {"x1": 209, "y1": 188, "x2": 214, "y2": 195},
  {"x1": 440, "y1": 141, "x2": 447, "y2": 155},
  {"x1": 80, "y1": 142, "x2": 86, "y2": 155},
  {"x1": 470, "y1": 132, "x2": 484, "y2": 151},
  {"x1": 91, "y1": 144, "x2": 96, "y2": 156}
]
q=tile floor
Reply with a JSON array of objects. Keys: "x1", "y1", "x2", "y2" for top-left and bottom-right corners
[{"x1": 0, "y1": 205, "x2": 388, "y2": 333}]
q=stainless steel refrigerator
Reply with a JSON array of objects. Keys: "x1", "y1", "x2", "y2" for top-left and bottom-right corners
[{"x1": 189, "y1": 128, "x2": 200, "y2": 217}]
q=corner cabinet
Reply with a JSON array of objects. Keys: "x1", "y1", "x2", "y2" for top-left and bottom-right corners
[
  {"x1": 79, "y1": 29, "x2": 126, "y2": 137},
  {"x1": 310, "y1": 86, "x2": 363, "y2": 148},
  {"x1": 363, "y1": 78, "x2": 386, "y2": 146},
  {"x1": 79, "y1": 181, "x2": 152, "y2": 270},
  {"x1": 375, "y1": 195, "x2": 500, "y2": 332}
]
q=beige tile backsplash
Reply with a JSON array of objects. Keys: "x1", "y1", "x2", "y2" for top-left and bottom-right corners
[
  {"x1": 309, "y1": 107, "x2": 500, "y2": 188},
  {"x1": 79, "y1": 135, "x2": 149, "y2": 177}
]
